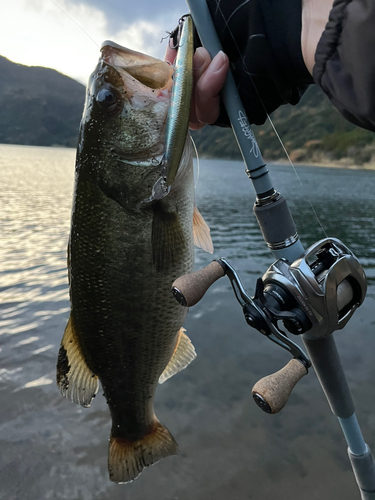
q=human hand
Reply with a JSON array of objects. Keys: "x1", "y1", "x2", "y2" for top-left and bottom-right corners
[{"x1": 165, "y1": 45, "x2": 229, "y2": 130}]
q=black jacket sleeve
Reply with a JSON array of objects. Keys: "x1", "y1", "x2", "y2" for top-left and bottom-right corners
[
  {"x1": 186, "y1": 0, "x2": 375, "y2": 132},
  {"x1": 203, "y1": 0, "x2": 313, "y2": 127},
  {"x1": 313, "y1": 0, "x2": 375, "y2": 132}
]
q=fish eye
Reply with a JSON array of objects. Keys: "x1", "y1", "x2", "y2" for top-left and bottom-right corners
[{"x1": 96, "y1": 88, "x2": 118, "y2": 111}]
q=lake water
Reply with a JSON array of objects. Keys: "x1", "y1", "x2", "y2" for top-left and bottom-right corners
[{"x1": 1, "y1": 143, "x2": 375, "y2": 500}]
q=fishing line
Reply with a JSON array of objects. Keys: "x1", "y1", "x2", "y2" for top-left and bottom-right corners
[
  {"x1": 212, "y1": 0, "x2": 328, "y2": 238},
  {"x1": 190, "y1": 135, "x2": 201, "y2": 189},
  {"x1": 49, "y1": 0, "x2": 100, "y2": 49},
  {"x1": 266, "y1": 120, "x2": 328, "y2": 238}
]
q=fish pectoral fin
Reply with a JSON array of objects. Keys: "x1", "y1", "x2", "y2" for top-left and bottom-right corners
[
  {"x1": 56, "y1": 315, "x2": 99, "y2": 408},
  {"x1": 108, "y1": 418, "x2": 178, "y2": 483},
  {"x1": 193, "y1": 206, "x2": 214, "y2": 254},
  {"x1": 152, "y1": 201, "x2": 186, "y2": 272},
  {"x1": 159, "y1": 327, "x2": 196, "y2": 384}
]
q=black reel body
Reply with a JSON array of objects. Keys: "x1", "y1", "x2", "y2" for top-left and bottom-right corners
[{"x1": 261, "y1": 238, "x2": 367, "y2": 340}]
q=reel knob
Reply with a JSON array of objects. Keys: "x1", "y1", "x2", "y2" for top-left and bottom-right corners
[
  {"x1": 252, "y1": 358, "x2": 308, "y2": 414},
  {"x1": 172, "y1": 260, "x2": 225, "y2": 307}
]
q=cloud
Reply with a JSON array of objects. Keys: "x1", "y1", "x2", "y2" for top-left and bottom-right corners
[
  {"x1": 63, "y1": 0, "x2": 187, "y2": 32},
  {"x1": 2, "y1": 0, "x2": 186, "y2": 83}
]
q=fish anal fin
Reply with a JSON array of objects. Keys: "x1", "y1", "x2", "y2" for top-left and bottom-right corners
[
  {"x1": 152, "y1": 201, "x2": 186, "y2": 272},
  {"x1": 108, "y1": 418, "x2": 178, "y2": 483},
  {"x1": 193, "y1": 206, "x2": 213, "y2": 254},
  {"x1": 56, "y1": 316, "x2": 99, "y2": 408},
  {"x1": 159, "y1": 327, "x2": 196, "y2": 384}
]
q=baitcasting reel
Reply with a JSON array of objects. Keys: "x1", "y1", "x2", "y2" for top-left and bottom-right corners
[{"x1": 172, "y1": 238, "x2": 367, "y2": 414}]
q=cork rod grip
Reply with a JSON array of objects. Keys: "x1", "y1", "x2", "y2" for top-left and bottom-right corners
[
  {"x1": 252, "y1": 358, "x2": 308, "y2": 414},
  {"x1": 172, "y1": 260, "x2": 225, "y2": 307}
]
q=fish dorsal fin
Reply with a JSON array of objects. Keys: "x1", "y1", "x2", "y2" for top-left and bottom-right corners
[
  {"x1": 159, "y1": 328, "x2": 196, "y2": 384},
  {"x1": 56, "y1": 316, "x2": 99, "y2": 408},
  {"x1": 193, "y1": 206, "x2": 214, "y2": 254}
]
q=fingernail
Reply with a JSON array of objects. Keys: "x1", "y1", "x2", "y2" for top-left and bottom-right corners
[
  {"x1": 210, "y1": 51, "x2": 227, "y2": 74},
  {"x1": 193, "y1": 47, "x2": 206, "y2": 70}
]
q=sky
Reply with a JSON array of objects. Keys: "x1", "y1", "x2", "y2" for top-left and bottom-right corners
[{"x1": 1, "y1": 0, "x2": 188, "y2": 84}]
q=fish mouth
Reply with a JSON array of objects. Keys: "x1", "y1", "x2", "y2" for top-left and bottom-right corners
[{"x1": 100, "y1": 40, "x2": 173, "y2": 91}]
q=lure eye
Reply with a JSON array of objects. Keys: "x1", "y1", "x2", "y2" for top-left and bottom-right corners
[{"x1": 96, "y1": 88, "x2": 118, "y2": 112}]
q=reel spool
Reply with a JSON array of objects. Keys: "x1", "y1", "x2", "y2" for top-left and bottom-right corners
[{"x1": 172, "y1": 238, "x2": 366, "y2": 414}]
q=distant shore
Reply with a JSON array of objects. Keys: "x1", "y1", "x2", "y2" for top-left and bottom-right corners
[
  {"x1": 273, "y1": 159, "x2": 375, "y2": 170},
  {"x1": 198, "y1": 152, "x2": 375, "y2": 171},
  {"x1": 3, "y1": 143, "x2": 375, "y2": 171}
]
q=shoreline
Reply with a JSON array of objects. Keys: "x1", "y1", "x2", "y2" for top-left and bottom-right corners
[
  {"x1": 198, "y1": 153, "x2": 375, "y2": 171},
  {"x1": 273, "y1": 159, "x2": 375, "y2": 170},
  {"x1": 2, "y1": 143, "x2": 375, "y2": 171}
]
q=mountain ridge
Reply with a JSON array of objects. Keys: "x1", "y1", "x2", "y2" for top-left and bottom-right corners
[{"x1": 0, "y1": 56, "x2": 85, "y2": 147}]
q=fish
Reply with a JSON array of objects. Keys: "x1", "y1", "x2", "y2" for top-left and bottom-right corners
[{"x1": 56, "y1": 40, "x2": 213, "y2": 484}]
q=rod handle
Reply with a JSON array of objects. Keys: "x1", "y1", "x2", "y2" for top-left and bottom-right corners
[
  {"x1": 172, "y1": 260, "x2": 225, "y2": 307},
  {"x1": 252, "y1": 358, "x2": 308, "y2": 414}
]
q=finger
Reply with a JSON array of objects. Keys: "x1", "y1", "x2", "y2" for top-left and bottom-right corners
[
  {"x1": 193, "y1": 51, "x2": 229, "y2": 128},
  {"x1": 193, "y1": 47, "x2": 212, "y2": 81},
  {"x1": 189, "y1": 48, "x2": 212, "y2": 128},
  {"x1": 164, "y1": 43, "x2": 176, "y2": 65}
]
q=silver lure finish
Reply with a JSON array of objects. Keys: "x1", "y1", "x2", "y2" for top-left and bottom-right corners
[{"x1": 148, "y1": 15, "x2": 194, "y2": 201}]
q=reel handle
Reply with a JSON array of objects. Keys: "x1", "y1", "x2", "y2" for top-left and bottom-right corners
[
  {"x1": 172, "y1": 260, "x2": 225, "y2": 307},
  {"x1": 252, "y1": 358, "x2": 308, "y2": 414}
]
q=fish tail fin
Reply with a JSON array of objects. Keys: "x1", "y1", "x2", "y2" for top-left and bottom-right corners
[{"x1": 108, "y1": 419, "x2": 179, "y2": 483}]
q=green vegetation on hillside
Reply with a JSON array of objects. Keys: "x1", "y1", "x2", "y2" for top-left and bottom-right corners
[{"x1": 191, "y1": 86, "x2": 375, "y2": 166}]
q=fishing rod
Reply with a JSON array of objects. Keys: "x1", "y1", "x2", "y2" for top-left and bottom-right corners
[{"x1": 171, "y1": 1, "x2": 375, "y2": 498}]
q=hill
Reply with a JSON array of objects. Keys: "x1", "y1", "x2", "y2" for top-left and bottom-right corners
[
  {"x1": 0, "y1": 56, "x2": 85, "y2": 147},
  {"x1": 191, "y1": 85, "x2": 375, "y2": 166},
  {"x1": 0, "y1": 55, "x2": 374, "y2": 165}
]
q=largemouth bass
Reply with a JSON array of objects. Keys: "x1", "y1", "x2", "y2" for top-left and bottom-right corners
[{"x1": 56, "y1": 41, "x2": 213, "y2": 483}]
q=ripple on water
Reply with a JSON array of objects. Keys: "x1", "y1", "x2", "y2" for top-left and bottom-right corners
[
  {"x1": 20, "y1": 376, "x2": 54, "y2": 390},
  {"x1": 0, "y1": 145, "x2": 73, "y2": 389}
]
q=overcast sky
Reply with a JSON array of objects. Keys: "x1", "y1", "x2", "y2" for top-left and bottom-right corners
[{"x1": 1, "y1": 0, "x2": 187, "y2": 84}]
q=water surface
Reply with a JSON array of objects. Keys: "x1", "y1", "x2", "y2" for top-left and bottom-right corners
[{"x1": 1, "y1": 144, "x2": 375, "y2": 500}]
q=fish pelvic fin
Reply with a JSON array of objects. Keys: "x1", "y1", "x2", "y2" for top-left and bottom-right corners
[
  {"x1": 159, "y1": 327, "x2": 196, "y2": 384},
  {"x1": 108, "y1": 419, "x2": 178, "y2": 483},
  {"x1": 193, "y1": 206, "x2": 213, "y2": 254},
  {"x1": 56, "y1": 315, "x2": 99, "y2": 408}
]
